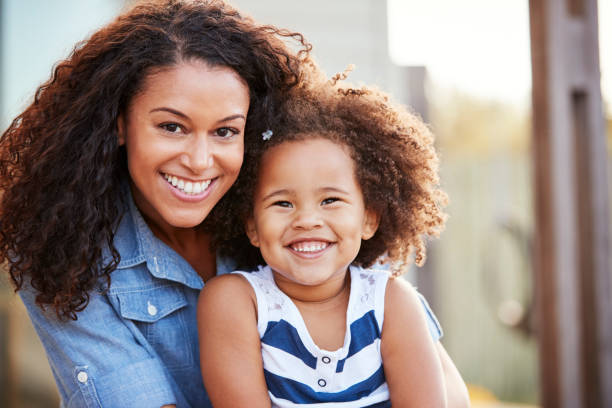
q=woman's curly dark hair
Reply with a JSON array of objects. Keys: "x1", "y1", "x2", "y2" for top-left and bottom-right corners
[
  {"x1": 211, "y1": 69, "x2": 448, "y2": 275},
  {"x1": 0, "y1": 0, "x2": 311, "y2": 320}
]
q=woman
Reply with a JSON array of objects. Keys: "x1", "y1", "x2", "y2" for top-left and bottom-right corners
[{"x1": 0, "y1": 1, "x2": 468, "y2": 407}]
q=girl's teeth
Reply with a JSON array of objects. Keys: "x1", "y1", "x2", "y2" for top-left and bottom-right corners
[
  {"x1": 164, "y1": 174, "x2": 211, "y2": 195},
  {"x1": 293, "y1": 243, "x2": 327, "y2": 252}
]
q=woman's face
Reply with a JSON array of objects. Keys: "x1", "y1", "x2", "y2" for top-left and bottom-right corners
[{"x1": 119, "y1": 60, "x2": 250, "y2": 230}]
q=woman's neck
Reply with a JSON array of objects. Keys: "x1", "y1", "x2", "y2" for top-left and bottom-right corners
[{"x1": 139, "y1": 209, "x2": 216, "y2": 281}]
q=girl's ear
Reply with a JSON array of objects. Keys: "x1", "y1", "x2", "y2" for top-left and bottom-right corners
[
  {"x1": 245, "y1": 218, "x2": 260, "y2": 247},
  {"x1": 361, "y1": 209, "x2": 380, "y2": 240},
  {"x1": 117, "y1": 114, "x2": 126, "y2": 146}
]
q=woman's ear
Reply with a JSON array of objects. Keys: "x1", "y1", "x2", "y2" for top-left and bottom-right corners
[
  {"x1": 361, "y1": 209, "x2": 380, "y2": 241},
  {"x1": 245, "y1": 218, "x2": 260, "y2": 247},
  {"x1": 117, "y1": 114, "x2": 126, "y2": 146}
]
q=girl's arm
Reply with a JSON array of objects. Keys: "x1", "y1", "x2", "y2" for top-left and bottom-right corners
[
  {"x1": 197, "y1": 274, "x2": 271, "y2": 408},
  {"x1": 381, "y1": 277, "x2": 447, "y2": 407}
]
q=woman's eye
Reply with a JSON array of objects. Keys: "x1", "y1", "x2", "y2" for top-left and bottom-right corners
[
  {"x1": 273, "y1": 201, "x2": 292, "y2": 208},
  {"x1": 322, "y1": 197, "x2": 340, "y2": 205},
  {"x1": 215, "y1": 127, "x2": 238, "y2": 138},
  {"x1": 160, "y1": 123, "x2": 183, "y2": 133}
]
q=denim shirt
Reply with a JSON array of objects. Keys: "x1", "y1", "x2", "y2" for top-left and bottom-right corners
[{"x1": 19, "y1": 191, "x2": 442, "y2": 408}]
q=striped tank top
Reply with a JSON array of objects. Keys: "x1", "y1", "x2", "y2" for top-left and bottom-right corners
[{"x1": 234, "y1": 265, "x2": 391, "y2": 408}]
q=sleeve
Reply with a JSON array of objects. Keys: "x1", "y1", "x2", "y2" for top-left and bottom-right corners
[
  {"x1": 19, "y1": 285, "x2": 177, "y2": 408},
  {"x1": 417, "y1": 292, "x2": 443, "y2": 341}
]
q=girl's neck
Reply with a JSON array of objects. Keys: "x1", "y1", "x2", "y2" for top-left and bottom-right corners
[
  {"x1": 278, "y1": 271, "x2": 352, "y2": 351},
  {"x1": 275, "y1": 271, "x2": 351, "y2": 308}
]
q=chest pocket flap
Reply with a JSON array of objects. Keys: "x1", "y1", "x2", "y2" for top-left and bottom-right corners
[{"x1": 115, "y1": 285, "x2": 188, "y2": 323}]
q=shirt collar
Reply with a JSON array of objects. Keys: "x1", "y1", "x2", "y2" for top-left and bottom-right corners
[{"x1": 115, "y1": 186, "x2": 205, "y2": 290}]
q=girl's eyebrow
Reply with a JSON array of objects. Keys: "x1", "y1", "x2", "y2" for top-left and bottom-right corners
[
  {"x1": 260, "y1": 186, "x2": 350, "y2": 202},
  {"x1": 261, "y1": 189, "x2": 291, "y2": 202},
  {"x1": 319, "y1": 187, "x2": 350, "y2": 195}
]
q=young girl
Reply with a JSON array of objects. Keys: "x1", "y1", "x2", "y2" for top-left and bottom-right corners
[{"x1": 198, "y1": 77, "x2": 455, "y2": 407}]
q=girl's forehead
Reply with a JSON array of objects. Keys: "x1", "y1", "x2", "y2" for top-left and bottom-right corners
[
  {"x1": 263, "y1": 135, "x2": 351, "y2": 160},
  {"x1": 257, "y1": 138, "x2": 359, "y2": 188}
]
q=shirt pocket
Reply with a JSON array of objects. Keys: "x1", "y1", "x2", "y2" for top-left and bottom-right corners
[{"x1": 115, "y1": 285, "x2": 194, "y2": 370}]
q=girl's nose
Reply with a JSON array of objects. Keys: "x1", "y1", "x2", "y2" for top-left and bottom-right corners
[{"x1": 291, "y1": 208, "x2": 323, "y2": 230}]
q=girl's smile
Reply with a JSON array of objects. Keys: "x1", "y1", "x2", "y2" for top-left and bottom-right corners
[{"x1": 288, "y1": 239, "x2": 332, "y2": 256}]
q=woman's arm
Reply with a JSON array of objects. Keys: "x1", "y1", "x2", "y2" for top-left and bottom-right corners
[
  {"x1": 437, "y1": 342, "x2": 470, "y2": 408},
  {"x1": 381, "y1": 277, "x2": 447, "y2": 407},
  {"x1": 18, "y1": 284, "x2": 178, "y2": 408},
  {"x1": 197, "y1": 274, "x2": 271, "y2": 408}
]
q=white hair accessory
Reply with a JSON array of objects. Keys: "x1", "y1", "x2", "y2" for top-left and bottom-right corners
[{"x1": 262, "y1": 129, "x2": 273, "y2": 141}]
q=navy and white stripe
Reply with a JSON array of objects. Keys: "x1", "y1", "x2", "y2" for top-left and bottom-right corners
[{"x1": 235, "y1": 265, "x2": 390, "y2": 407}]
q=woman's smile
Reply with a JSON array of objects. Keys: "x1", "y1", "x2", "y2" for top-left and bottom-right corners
[{"x1": 163, "y1": 172, "x2": 215, "y2": 197}]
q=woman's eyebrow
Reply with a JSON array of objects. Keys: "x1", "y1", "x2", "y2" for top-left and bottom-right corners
[
  {"x1": 149, "y1": 107, "x2": 188, "y2": 118},
  {"x1": 149, "y1": 108, "x2": 246, "y2": 123},
  {"x1": 219, "y1": 114, "x2": 246, "y2": 122}
]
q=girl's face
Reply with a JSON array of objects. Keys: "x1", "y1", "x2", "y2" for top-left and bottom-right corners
[
  {"x1": 246, "y1": 138, "x2": 379, "y2": 295},
  {"x1": 119, "y1": 60, "x2": 250, "y2": 230}
]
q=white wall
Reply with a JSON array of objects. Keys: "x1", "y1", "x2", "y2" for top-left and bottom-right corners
[{"x1": 1, "y1": 0, "x2": 125, "y2": 130}]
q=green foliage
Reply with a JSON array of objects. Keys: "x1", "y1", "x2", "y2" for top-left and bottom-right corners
[{"x1": 430, "y1": 89, "x2": 530, "y2": 157}]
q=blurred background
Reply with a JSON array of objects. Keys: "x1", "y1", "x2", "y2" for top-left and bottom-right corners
[{"x1": 1, "y1": 0, "x2": 610, "y2": 407}]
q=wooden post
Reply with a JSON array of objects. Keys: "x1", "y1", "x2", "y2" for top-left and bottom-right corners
[
  {"x1": 529, "y1": 0, "x2": 612, "y2": 407},
  {"x1": 402, "y1": 66, "x2": 437, "y2": 305}
]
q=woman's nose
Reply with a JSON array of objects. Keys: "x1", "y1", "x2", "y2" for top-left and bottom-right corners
[{"x1": 183, "y1": 135, "x2": 212, "y2": 172}]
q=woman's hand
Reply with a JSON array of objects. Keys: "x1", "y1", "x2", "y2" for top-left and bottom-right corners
[{"x1": 436, "y1": 342, "x2": 470, "y2": 408}]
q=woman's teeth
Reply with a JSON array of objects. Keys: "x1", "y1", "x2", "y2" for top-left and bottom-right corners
[
  {"x1": 163, "y1": 173, "x2": 211, "y2": 195},
  {"x1": 291, "y1": 242, "x2": 329, "y2": 252}
]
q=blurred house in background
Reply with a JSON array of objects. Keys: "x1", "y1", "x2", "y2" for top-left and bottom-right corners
[{"x1": 1, "y1": 1, "x2": 610, "y2": 407}]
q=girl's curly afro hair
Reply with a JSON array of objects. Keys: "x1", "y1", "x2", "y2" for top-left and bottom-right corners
[{"x1": 209, "y1": 68, "x2": 448, "y2": 274}]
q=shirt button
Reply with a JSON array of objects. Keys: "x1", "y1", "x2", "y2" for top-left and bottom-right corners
[
  {"x1": 318, "y1": 379, "x2": 327, "y2": 387},
  {"x1": 147, "y1": 301, "x2": 158, "y2": 316},
  {"x1": 77, "y1": 371, "x2": 88, "y2": 383},
  {"x1": 322, "y1": 356, "x2": 331, "y2": 364}
]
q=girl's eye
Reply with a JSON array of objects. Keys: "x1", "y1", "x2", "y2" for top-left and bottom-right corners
[
  {"x1": 215, "y1": 127, "x2": 239, "y2": 138},
  {"x1": 272, "y1": 200, "x2": 293, "y2": 208},
  {"x1": 321, "y1": 197, "x2": 340, "y2": 205},
  {"x1": 160, "y1": 123, "x2": 183, "y2": 133}
]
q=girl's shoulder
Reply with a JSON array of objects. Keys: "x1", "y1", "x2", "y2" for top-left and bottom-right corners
[
  {"x1": 349, "y1": 264, "x2": 391, "y2": 282},
  {"x1": 202, "y1": 272, "x2": 255, "y2": 297},
  {"x1": 198, "y1": 272, "x2": 258, "y2": 317},
  {"x1": 383, "y1": 276, "x2": 441, "y2": 338}
]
